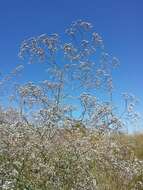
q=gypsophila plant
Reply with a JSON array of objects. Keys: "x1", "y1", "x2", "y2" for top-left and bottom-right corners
[{"x1": 0, "y1": 20, "x2": 143, "y2": 190}]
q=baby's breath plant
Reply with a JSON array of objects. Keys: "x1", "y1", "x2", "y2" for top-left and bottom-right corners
[{"x1": 0, "y1": 20, "x2": 143, "y2": 190}]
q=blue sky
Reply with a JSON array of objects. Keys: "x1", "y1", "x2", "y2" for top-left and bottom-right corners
[{"x1": 0, "y1": 0, "x2": 143, "y2": 121}]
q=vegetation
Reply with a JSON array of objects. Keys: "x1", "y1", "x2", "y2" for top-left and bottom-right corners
[{"x1": 0, "y1": 20, "x2": 143, "y2": 190}]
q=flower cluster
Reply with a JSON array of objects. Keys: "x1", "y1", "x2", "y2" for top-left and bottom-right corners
[{"x1": 0, "y1": 20, "x2": 142, "y2": 190}]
